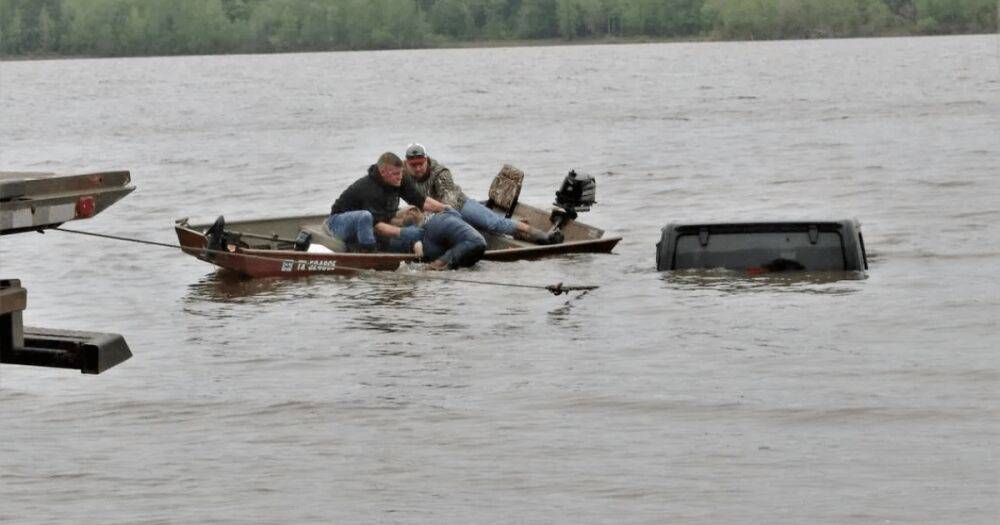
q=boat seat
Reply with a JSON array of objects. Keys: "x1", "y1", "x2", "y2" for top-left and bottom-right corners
[
  {"x1": 300, "y1": 222, "x2": 346, "y2": 252},
  {"x1": 487, "y1": 164, "x2": 524, "y2": 218}
]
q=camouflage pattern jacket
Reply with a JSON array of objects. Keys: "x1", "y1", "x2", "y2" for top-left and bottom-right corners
[{"x1": 404, "y1": 157, "x2": 468, "y2": 210}]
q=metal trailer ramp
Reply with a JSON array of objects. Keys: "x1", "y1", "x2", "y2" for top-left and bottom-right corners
[{"x1": 1, "y1": 171, "x2": 135, "y2": 374}]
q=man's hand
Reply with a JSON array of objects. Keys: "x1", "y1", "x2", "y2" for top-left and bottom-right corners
[
  {"x1": 374, "y1": 223, "x2": 424, "y2": 246},
  {"x1": 374, "y1": 222, "x2": 401, "y2": 238},
  {"x1": 423, "y1": 197, "x2": 449, "y2": 213}
]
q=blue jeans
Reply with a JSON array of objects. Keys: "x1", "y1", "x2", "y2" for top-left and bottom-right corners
[
  {"x1": 325, "y1": 211, "x2": 375, "y2": 249},
  {"x1": 460, "y1": 199, "x2": 518, "y2": 236},
  {"x1": 422, "y1": 209, "x2": 487, "y2": 268}
]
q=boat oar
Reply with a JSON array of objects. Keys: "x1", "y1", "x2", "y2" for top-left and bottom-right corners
[{"x1": 222, "y1": 229, "x2": 298, "y2": 244}]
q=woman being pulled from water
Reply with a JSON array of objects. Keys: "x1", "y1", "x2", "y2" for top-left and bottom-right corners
[
  {"x1": 401, "y1": 143, "x2": 563, "y2": 245},
  {"x1": 326, "y1": 151, "x2": 486, "y2": 270}
]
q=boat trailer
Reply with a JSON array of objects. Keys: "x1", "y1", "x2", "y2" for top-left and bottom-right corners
[{"x1": 1, "y1": 171, "x2": 134, "y2": 374}]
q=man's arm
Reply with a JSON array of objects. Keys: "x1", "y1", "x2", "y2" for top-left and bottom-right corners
[
  {"x1": 400, "y1": 175, "x2": 428, "y2": 210},
  {"x1": 331, "y1": 178, "x2": 364, "y2": 215},
  {"x1": 433, "y1": 168, "x2": 464, "y2": 208},
  {"x1": 374, "y1": 222, "x2": 423, "y2": 254}
]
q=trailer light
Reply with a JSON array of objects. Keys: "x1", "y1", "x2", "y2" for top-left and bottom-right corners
[{"x1": 75, "y1": 196, "x2": 95, "y2": 218}]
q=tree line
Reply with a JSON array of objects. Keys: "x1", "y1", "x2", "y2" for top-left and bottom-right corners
[{"x1": 1, "y1": 0, "x2": 996, "y2": 57}]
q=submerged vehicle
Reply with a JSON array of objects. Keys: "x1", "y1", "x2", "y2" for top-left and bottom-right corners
[
  {"x1": 175, "y1": 169, "x2": 621, "y2": 278},
  {"x1": 0, "y1": 170, "x2": 134, "y2": 374},
  {"x1": 656, "y1": 220, "x2": 868, "y2": 273}
]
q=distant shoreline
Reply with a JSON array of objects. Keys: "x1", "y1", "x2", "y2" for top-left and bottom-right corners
[
  {"x1": 1, "y1": 31, "x2": 990, "y2": 62},
  {"x1": 0, "y1": 37, "x2": 664, "y2": 61}
]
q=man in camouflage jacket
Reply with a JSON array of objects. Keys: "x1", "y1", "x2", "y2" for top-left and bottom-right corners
[
  {"x1": 404, "y1": 153, "x2": 467, "y2": 211},
  {"x1": 401, "y1": 143, "x2": 562, "y2": 245}
]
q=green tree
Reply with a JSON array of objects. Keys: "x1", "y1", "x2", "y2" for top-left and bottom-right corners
[
  {"x1": 969, "y1": 0, "x2": 999, "y2": 31},
  {"x1": 556, "y1": 0, "x2": 610, "y2": 39},
  {"x1": 661, "y1": 0, "x2": 705, "y2": 36},
  {"x1": 430, "y1": 0, "x2": 473, "y2": 38},
  {"x1": 3, "y1": 7, "x2": 25, "y2": 53},
  {"x1": 222, "y1": 0, "x2": 256, "y2": 22},
  {"x1": 379, "y1": 0, "x2": 430, "y2": 48},
  {"x1": 883, "y1": 0, "x2": 916, "y2": 21},
  {"x1": 518, "y1": 0, "x2": 558, "y2": 37},
  {"x1": 37, "y1": 4, "x2": 56, "y2": 50},
  {"x1": 122, "y1": 4, "x2": 149, "y2": 55},
  {"x1": 63, "y1": 0, "x2": 105, "y2": 54},
  {"x1": 272, "y1": 3, "x2": 303, "y2": 50},
  {"x1": 177, "y1": 0, "x2": 236, "y2": 54},
  {"x1": 298, "y1": 2, "x2": 336, "y2": 50},
  {"x1": 916, "y1": 0, "x2": 998, "y2": 33},
  {"x1": 0, "y1": 0, "x2": 993, "y2": 58},
  {"x1": 556, "y1": 0, "x2": 580, "y2": 38},
  {"x1": 465, "y1": 0, "x2": 516, "y2": 38},
  {"x1": 703, "y1": 0, "x2": 780, "y2": 39},
  {"x1": 338, "y1": 0, "x2": 379, "y2": 49}
]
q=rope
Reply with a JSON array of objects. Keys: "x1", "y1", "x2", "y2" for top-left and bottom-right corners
[
  {"x1": 52, "y1": 227, "x2": 181, "y2": 250},
  {"x1": 49, "y1": 226, "x2": 597, "y2": 296}
]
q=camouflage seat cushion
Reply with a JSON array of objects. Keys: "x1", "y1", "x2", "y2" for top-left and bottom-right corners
[{"x1": 488, "y1": 164, "x2": 524, "y2": 216}]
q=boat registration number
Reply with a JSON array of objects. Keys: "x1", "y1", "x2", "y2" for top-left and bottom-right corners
[{"x1": 281, "y1": 259, "x2": 337, "y2": 272}]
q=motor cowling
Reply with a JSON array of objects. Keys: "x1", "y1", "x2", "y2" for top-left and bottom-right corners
[{"x1": 554, "y1": 170, "x2": 596, "y2": 212}]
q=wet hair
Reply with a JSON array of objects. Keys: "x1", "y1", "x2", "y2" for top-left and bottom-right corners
[
  {"x1": 377, "y1": 152, "x2": 403, "y2": 168},
  {"x1": 390, "y1": 206, "x2": 424, "y2": 227}
]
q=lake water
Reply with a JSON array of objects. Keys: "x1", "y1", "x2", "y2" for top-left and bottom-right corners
[{"x1": 1, "y1": 35, "x2": 998, "y2": 523}]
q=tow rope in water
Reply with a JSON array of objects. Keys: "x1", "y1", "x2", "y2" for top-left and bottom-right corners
[{"x1": 49, "y1": 227, "x2": 599, "y2": 296}]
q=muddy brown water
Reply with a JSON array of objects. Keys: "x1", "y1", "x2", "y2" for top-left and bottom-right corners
[{"x1": 1, "y1": 35, "x2": 998, "y2": 523}]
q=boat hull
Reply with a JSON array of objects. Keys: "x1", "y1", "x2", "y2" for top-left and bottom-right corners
[{"x1": 176, "y1": 225, "x2": 416, "y2": 277}]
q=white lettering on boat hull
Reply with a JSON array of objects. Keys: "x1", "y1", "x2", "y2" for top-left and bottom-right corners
[{"x1": 280, "y1": 259, "x2": 337, "y2": 272}]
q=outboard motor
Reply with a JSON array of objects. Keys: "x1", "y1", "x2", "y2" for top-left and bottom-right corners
[
  {"x1": 204, "y1": 215, "x2": 248, "y2": 254},
  {"x1": 293, "y1": 230, "x2": 312, "y2": 252},
  {"x1": 551, "y1": 170, "x2": 596, "y2": 228},
  {"x1": 205, "y1": 215, "x2": 227, "y2": 253}
]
